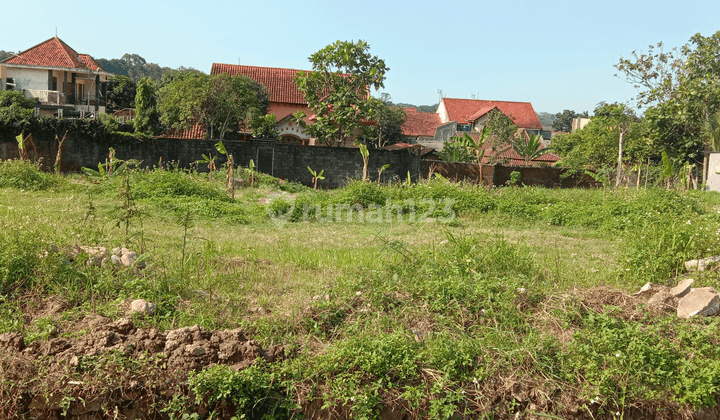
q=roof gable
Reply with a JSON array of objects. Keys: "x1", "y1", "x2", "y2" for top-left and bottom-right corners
[
  {"x1": 442, "y1": 98, "x2": 542, "y2": 130},
  {"x1": 211, "y1": 63, "x2": 308, "y2": 105},
  {"x1": 1, "y1": 37, "x2": 97, "y2": 70}
]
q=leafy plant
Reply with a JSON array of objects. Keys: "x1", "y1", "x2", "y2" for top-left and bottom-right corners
[
  {"x1": 377, "y1": 164, "x2": 390, "y2": 186},
  {"x1": 512, "y1": 132, "x2": 554, "y2": 166},
  {"x1": 308, "y1": 166, "x2": 325, "y2": 190}
]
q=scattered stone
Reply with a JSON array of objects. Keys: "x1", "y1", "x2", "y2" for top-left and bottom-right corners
[
  {"x1": 632, "y1": 282, "x2": 661, "y2": 296},
  {"x1": 517, "y1": 288, "x2": 527, "y2": 294},
  {"x1": 670, "y1": 278, "x2": 694, "y2": 298},
  {"x1": 248, "y1": 307, "x2": 268, "y2": 315},
  {"x1": 110, "y1": 255, "x2": 123, "y2": 266},
  {"x1": 677, "y1": 288, "x2": 720, "y2": 319},
  {"x1": 355, "y1": 291, "x2": 362, "y2": 296},
  {"x1": 130, "y1": 299, "x2": 157, "y2": 315},
  {"x1": 121, "y1": 251, "x2": 138, "y2": 267},
  {"x1": 685, "y1": 256, "x2": 720, "y2": 272}
]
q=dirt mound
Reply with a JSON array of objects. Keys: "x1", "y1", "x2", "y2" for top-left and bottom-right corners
[{"x1": 0, "y1": 314, "x2": 287, "y2": 419}]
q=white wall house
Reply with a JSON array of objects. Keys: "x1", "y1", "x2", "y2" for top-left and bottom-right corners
[{"x1": 0, "y1": 37, "x2": 112, "y2": 118}]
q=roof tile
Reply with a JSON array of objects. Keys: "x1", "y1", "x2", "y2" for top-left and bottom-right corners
[
  {"x1": 2, "y1": 37, "x2": 90, "y2": 69},
  {"x1": 211, "y1": 63, "x2": 308, "y2": 105},
  {"x1": 401, "y1": 110, "x2": 442, "y2": 137},
  {"x1": 443, "y1": 98, "x2": 543, "y2": 130}
]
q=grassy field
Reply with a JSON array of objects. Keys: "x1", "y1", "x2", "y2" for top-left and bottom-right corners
[{"x1": 2, "y1": 159, "x2": 720, "y2": 419}]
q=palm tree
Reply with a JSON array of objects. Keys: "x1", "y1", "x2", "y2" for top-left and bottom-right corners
[{"x1": 512, "y1": 133, "x2": 554, "y2": 166}]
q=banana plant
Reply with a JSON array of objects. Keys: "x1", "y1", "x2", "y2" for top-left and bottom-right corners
[
  {"x1": 512, "y1": 133, "x2": 554, "y2": 166},
  {"x1": 377, "y1": 164, "x2": 390, "y2": 186},
  {"x1": 355, "y1": 140, "x2": 370, "y2": 181},
  {"x1": 308, "y1": 166, "x2": 325, "y2": 190},
  {"x1": 215, "y1": 141, "x2": 235, "y2": 198}
]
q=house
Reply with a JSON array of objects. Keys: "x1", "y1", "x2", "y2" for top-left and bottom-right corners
[
  {"x1": 437, "y1": 98, "x2": 543, "y2": 137},
  {"x1": 210, "y1": 63, "x2": 315, "y2": 144},
  {"x1": 400, "y1": 108, "x2": 448, "y2": 150},
  {"x1": 0, "y1": 37, "x2": 112, "y2": 118}
]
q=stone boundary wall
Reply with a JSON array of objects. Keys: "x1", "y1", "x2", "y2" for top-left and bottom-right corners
[
  {"x1": 422, "y1": 160, "x2": 600, "y2": 188},
  {"x1": 0, "y1": 136, "x2": 422, "y2": 188}
]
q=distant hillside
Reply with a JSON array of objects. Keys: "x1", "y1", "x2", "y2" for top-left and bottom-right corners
[
  {"x1": 394, "y1": 103, "x2": 438, "y2": 113},
  {"x1": 536, "y1": 112, "x2": 555, "y2": 130}
]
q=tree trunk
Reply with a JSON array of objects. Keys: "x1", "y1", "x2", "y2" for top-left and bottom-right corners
[
  {"x1": 615, "y1": 130, "x2": 625, "y2": 187},
  {"x1": 703, "y1": 152, "x2": 709, "y2": 189}
]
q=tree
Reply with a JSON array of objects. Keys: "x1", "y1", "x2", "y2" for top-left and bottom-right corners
[
  {"x1": 0, "y1": 50, "x2": 14, "y2": 61},
  {"x1": 593, "y1": 102, "x2": 637, "y2": 186},
  {"x1": 553, "y1": 109, "x2": 588, "y2": 132},
  {"x1": 159, "y1": 73, "x2": 268, "y2": 140},
  {"x1": 0, "y1": 91, "x2": 36, "y2": 121},
  {"x1": 249, "y1": 114, "x2": 280, "y2": 139},
  {"x1": 484, "y1": 109, "x2": 517, "y2": 160},
  {"x1": 106, "y1": 75, "x2": 136, "y2": 111},
  {"x1": 96, "y1": 54, "x2": 172, "y2": 82},
  {"x1": 294, "y1": 40, "x2": 389, "y2": 146},
  {"x1": 615, "y1": 31, "x2": 720, "y2": 163},
  {"x1": 134, "y1": 77, "x2": 162, "y2": 135},
  {"x1": 362, "y1": 96, "x2": 407, "y2": 148}
]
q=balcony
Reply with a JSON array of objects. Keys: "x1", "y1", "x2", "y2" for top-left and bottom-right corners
[
  {"x1": 25, "y1": 89, "x2": 66, "y2": 105},
  {"x1": 25, "y1": 90, "x2": 100, "y2": 108}
]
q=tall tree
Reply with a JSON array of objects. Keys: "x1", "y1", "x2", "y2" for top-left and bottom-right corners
[
  {"x1": 106, "y1": 75, "x2": 136, "y2": 111},
  {"x1": 593, "y1": 102, "x2": 637, "y2": 185},
  {"x1": 483, "y1": 109, "x2": 517, "y2": 160},
  {"x1": 294, "y1": 40, "x2": 389, "y2": 146},
  {"x1": 553, "y1": 109, "x2": 588, "y2": 132},
  {"x1": 134, "y1": 77, "x2": 162, "y2": 135},
  {"x1": 362, "y1": 96, "x2": 407, "y2": 148},
  {"x1": 0, "y1": 50, "x2": 14, "y2": 62},
  {"x1": 615, "y1": 30, "x2": 720, "y2": 163},
  {"x1": 159, "y1": 73, "x2": 268, "y2": 140}
]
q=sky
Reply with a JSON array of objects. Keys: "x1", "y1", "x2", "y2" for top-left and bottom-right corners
[{"x1": 2, "y1": 0, "x2": 719, "y2": 115}]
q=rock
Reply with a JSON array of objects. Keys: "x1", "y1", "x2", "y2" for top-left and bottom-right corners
[
  {"x1": 670, "y1": 278, "x2": 694, "y2": 298},
  {"x1": 110, "y1": 255, "x2": 123, "y2": 266},
  {"x1": 647, "y1": 290, "x2": 677, "y2": 309},
  {"x1": 130, "y1": 299, "x2": 156, "y2": 315},
  {"x1": 685, "y1": 256, "x2": 720, "y2": 272},
  {"x1": 111, "y1": 318, "x2": 135, "y2": 335},
  {"x1": 677, "y1": 288, "x2": 720, "y2": 319},
  {"x1": 632, "y1": 282, "x2": 661, "y2": 296},
  {"x1": 121, "y1": 252, "x2": 137, "y2": 267}
]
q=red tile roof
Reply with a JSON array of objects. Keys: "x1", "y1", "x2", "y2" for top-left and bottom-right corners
[
  {"x1": 211, "y1": 63, "x2": 309, "y2": 105},
  {"x1": 1, "y1": 37, "x2": 102, "y2": 71},
  {"x1": 162, "y1": 124, "x2": 206, "y2": 140},
  {"x1": 442, "y1": 98, "x2": 542, "y2": 130},
  {"x1": 462, "y1": 132, "x2": 560, "y2": 166},
  {"x1": 401, "y1": 109, "x2": 442, "y2": 137},
  {"x1": 78, "y1": 54, "x2": 103, "y2": 71},
  {"x1": 466, "y1": 105, "x2": 499, "y2": 123}
]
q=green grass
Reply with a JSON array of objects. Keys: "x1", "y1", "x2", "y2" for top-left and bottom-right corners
[{"x1": 2, "y1": 159, "x2": 720, "y2": 418}]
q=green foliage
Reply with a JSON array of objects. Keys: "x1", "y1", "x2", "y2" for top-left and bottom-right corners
[
  {"x1": 159, "y1": 72, "x2": 268, "y2": 140},
  {"x1": 511, "y1": 132, "x2": 553, "y2": 166},
  {"x1": 106, "y1": 75, "x2": 136, "y2": 112},
  {"x1": 0, "y1": 159, "x2": 57, "y2": 190},
  {"x1": 362, "y1": 96, "x2": 407, "y2": 148},
  {"x1": 615, "y1": 31, "x2": 720, "y2": 162},
  {"x1": 294, "y1": 40, "x2": 388, "y2": 146},
  {"x1": 484, "y1": 108, "x2": 517, "y2": 157},
  {"x1": 249, "y1": 114, "x2": 280, "y2": 139},
  {"x1": 553, "y1": 109, "x2": 587, "y2": 132},
  {"x1": 0, "y1": 91, "x2": 36, "y2": 121},
  {"x1": 134, "y1": 77, "x2": 162, "y2": 135},
  {"x1": 188, "y1": 363, "x2": 293, "y2": 419}
]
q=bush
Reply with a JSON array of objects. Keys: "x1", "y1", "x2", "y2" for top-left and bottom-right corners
[{"x1": 0, "y1": 160, "x2": 57, "y2": 190}]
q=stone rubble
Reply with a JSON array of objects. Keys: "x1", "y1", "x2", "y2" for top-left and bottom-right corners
[{"x1": 637, "y1": 277, "x2": 720, "y2": 319}]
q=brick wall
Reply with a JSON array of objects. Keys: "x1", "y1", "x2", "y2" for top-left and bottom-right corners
[
  {"x1": 1, "y1": 136, "x2": 422, "y2": 188},
  {"x1": 422, "y1": 160, "x2": 599, "y2": 188}
]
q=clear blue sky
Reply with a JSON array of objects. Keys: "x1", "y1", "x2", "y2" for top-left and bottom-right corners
[{"x1": 2, "y1": 0, "x2": 719, "y2": 114}]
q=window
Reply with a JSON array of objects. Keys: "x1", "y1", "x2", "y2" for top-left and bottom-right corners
[
  {"x1": 52, "y1": 77, "x2": 58, "y2": 91},
  {"x1": 77, "y1": 84, "x2": 85, "y2": 101}
]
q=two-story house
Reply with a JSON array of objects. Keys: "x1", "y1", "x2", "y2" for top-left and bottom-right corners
[{"x1": 0, "y1": 37, "x2": 112, "y2": 118}]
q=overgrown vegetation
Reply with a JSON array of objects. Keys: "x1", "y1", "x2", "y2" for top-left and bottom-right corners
[{"x1": 2, "y1": 159, "x2": 720, "y2": 419}]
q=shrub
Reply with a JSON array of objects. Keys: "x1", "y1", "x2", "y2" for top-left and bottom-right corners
[{"x1": 0, "y1": 160, "x2": 57, "y2": 190}]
